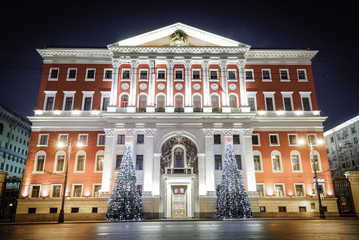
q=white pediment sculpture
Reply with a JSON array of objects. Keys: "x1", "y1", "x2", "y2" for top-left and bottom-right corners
[{"x1": 109, "y1": 22, "x2": 249, "y2": 48}]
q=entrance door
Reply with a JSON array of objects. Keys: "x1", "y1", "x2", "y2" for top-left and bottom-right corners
[{"x1": 171, "y1": 185, "x2": 187, "y2": 218}]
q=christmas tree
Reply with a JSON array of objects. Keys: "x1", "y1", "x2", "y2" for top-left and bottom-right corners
[
  {"x1": 216, "y1": 142, "x2": 252, "y2": 219},
  {"x1": 106, "y1": 144, "x2": 143, "y2": 221}
]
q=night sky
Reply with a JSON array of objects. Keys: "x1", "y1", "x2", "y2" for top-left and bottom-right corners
[{"x1": 1, "y1": 1, "x2": 357, "y2": 131}]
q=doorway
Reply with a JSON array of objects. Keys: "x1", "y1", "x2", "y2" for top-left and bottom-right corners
[{"x1": 171, "y1": 185, "x2": 187, "y2": 218}]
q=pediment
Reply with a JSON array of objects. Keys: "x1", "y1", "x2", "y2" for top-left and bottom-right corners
[{"x1": 108, "y1": 23, "x2": 249, "y2": 48}]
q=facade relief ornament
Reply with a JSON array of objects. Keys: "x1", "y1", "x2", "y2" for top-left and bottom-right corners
[
  {"x1": 121, "y1": 83, "x2": 129, "y2": 90},
  {"x1": 169, "y1": 30, "x2": 190, "y2": 47},
  {"x1": 229, "y1": 84, "x2": 237, "y2": 90},
  {"x1": 193, "y1": 84, "x2": 201, "y2": 91},
  {"x1": 157, "y1": 83, "x2": 165, "y2": 90},
  {"x1": 130, "y1": 58, "x2": 139, "y2": 68},
  {"x1": 219, "y1": 59, "x2": 228, "y2": 68},
  {"x1": 104, "y1": 128, "x2": 115, "y2": 137},
  {"x1": 125, "y1": 128, "x2": 135, "y2": 137},
  {"x1": 223, "y1": 129, "x2": 233, "y2": 137},
  {"x1": 237, "y1": 59, "x2": 246, "y2": 67},
  {"x1": 166, "y1": 58, "x2": 175, "y2": 68},
  {"x1": 202, "y1": 128, "x2": 214, "y2": 137},
  {"x1": 139, "y1": 83, "x2": 147, "y2": 90},
  {"x1": 201, "y1": 59, "x2": 210, "y2": 68},
  {"x1": 211, "y1": 84, "x2": 218, "y2": 91},
  {"x1": 184, "y1": 59, "x2": 192, "y2": 68},
  {"x1": 240, "y1": 128, "x2": 253, "y2": 137},
  {"x1": 112, "y1": 58, "x2": 121, "y2": 68},
  {"x1": 145, "y1": 128, "x2": 156, "y2": 137}
]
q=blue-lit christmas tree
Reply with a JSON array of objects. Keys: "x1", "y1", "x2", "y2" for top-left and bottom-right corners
[
  {"x1": 216, "y1": 142, "x2": 252, "y2": 219},
  {"x1": 106, "y1": 144, "x2": 143, "y2": 221}
]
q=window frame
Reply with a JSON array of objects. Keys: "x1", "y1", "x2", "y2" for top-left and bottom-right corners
[
  {"x1": 252, "y1": 134, "x2": 261, "y2": 146},
  {"x1": 78, "y1": 134, "x2": 88, "y2": 146},
  {"x1": 290, "y1": 150, "x2": 303, "y2": 172},
  {"x1": 253, "y1": 150, "x2": 263, "y2": 172},
  {"x1": 97, "y1": 134, "x2": 106, "y2": 146},
  {"x1": 214, "y1": 154, "x2": 222, "y2": 170},
  {"x1": 85, "y1": 68, "x2": 96, "y2": 81},
  {"x1": 192, "y1": 69, "x2": 201, "y2": 81},
  {"x1": 139, "y1": 69, "x2": 149, "y2": 81},
  {"x1": 48, "y1": 68, "x2": 59, "y2": 81},
  {"x1": 121, "y1": 68, "x2": 130, "y2": 80},
  {"x1": 209, "y1": 69, "x2": 219, "y2": 81},
  {"x1": 261, "y1": 69, "x2": 272, "y2": 82},
  {"x1": 29, "y1": 184, "x2": 41, "y2": 198},
  {"x1": 288, "y1": 134, "x2": 298, "y2": 146},
  {"x1": 72, "y1": 184, "x2": 83, "y2": 198},
  {"x1": 66, "y1": 68, "x2": 77, "y2": 81},
  {"x1": 263, "y1": 92, "x2": 276, "y2": 111},
  {"x1": 54, "y1": 150, "x2": 66, "y2": 173},
  {"x1": 74, "y1": 151, "x2": 86, "y2": 173},
  {"x1": 174, "y1": 69, "x2": 184, "y2": 80},
  {"x1": 297, "y1": 69, "x2": 308, "y2": 82},
  {"x1": 103, "y1": 68, "x2": 113, "y2": 81},
  {"x1": 269, "y1": 134, "x2": 280, "y2": 146},
  {"x1": 50, "y1": 184, "x2": 62, "y2": 198},
  {"x1": 279, "y1": 69, "x2": 290, "y2": 82},
  {"x1": 274, "y1": 183, "x2": 285, "y2": 197},
  {"x1": 38, "y1": 134, "x2": 49, "y2": 147},
  {"x1": 157, "y1": 68, "x2": 166, "y2": 81},
  {"x1": 245, "y1": 69, "x2": 254, "y2": 81},
  {"x1": 256, "y1": 183, "x2": 265, "y2": 197},
  {"x1": 294, "y1": 183, "x2": 305, "y2": 197},
  {"x1": 62, "y1": 91, "x2": 75, "y2": 111},
  {"x1": 81, "y1": 91, "x2": 94, "y2": 111},
  {"x1": 271, "y1": 151, "x2": 283, "y2": 172},
  {"x1": 33, "y1": 151, "x2": 46, "y2": 173},
  {"x1": 227, "y1": 69, "x2": 237, "y2": 81},
  {"x1": 94, "y1": 151, "x2": 104, "y2": 172},
  {"x1": 43, "y1": 91, "x2": 57, "y2": 111}
]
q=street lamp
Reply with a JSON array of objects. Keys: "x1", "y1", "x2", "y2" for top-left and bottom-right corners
[
  {"x1": 299, "y1": 137, "x2": 326, "y2": 219},
  {"x1": 56, "y1": 137, "x2": 78, "y2": 223}
]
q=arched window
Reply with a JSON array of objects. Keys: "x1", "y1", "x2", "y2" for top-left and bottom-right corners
[
  {"x1": 139, "y1": 95, "x2": 147, "y2": 109},
  {"x1": 290, "y1": 150, "x2": 302, "y2": 172},
  {"x1": 229, "y1": 95, "x2": 237, "y2": 108},
  {"x1": 211, "y1": 95, "x2": 219, "y2": 109},
  {"x1": 253, "y1": 150, "x2": 263, "y2": 171},
  {"x1": 193, "y1": 95, "x2": 201, "y2": 112},
  {"x1": 175, "y1": 95, "x2": 183, "y2": 109},
  {"x1": 271, "y1": 150, "x2": 283, "y2": 172},
  {"x1": 34, "y1": 151, "x2": 46, "y2": 172},
  {"x1": 311, "y1": 150, "x2": 322, "y2": 171},
  {"x1": 157, "y1": 95, "x2": 165, "y2": 111},
  {"x1": 120, "y1": 95, "x2": 128, "y2": 108},
  {"x1": 95, "y1": 150, "x2": 104, "y2": 172},
  {"x1": 174, "y1": 147, "x2": 184, "y2": 168},
  {"x1": 54, "y1": 150, "x2": 66, "y2": 172}
]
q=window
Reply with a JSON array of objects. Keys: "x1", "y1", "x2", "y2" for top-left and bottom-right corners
[
  {"x1": 215, "y1": 155, "x2": 222, "y2": 170},
  {"x1": 297, "y1": 69, "x2": 307, "y2": 81},
  {"x1": 58, "y1": 134, "x2": 68, "y2": 146},
  {"x1": 214, "y1": 134, "x2": 221, "y2": 144},
  {"x1": 256, "y1": 184, "x2": 264, "y2": 197},
  {"x1": 76, "y1": 155, "x2": 85, "y2": 172},
  {"x1": 291, "y1": 154, "x2": 301, "y2": 171},
  {"x1": 137, "y1": 134, "x2": 144, "y2": 144},
  {"x1": 50, "y1": 208, "x2": 58, "y2": 213},
  {"x1": 302, "y1": 97, "x2": 311, "y2": 111},
  {"x1": 299, "y1": 206, "x2": 307, "y2": 212},
  {"x1": 280, "y1": 69, "x2": 289, "y2": 81},
  {"x1": 307, "y1": 134, "x2": 317, "y2": 145},
  {"x1": 120, "y1": 95, "x2": 128, "y2": 108},
  {"x1": 157, "y1": 95, "x2": 165, "y2": 110},
  {"x1": 93, "y1": 184, "x2": 101, "y2": 197},
  {"x1": 283, "y1": 97, "x2": 292, "y2": 111},
  {"x1": 174, "y1": 148, "x2": 184, "y2": 168},
  {"x1": 71, "y1": 207, "x2": 80, "y2": 213},
  {"x1": 272, "y1": 154, "x2": 282, "y2": 171},
  {"x1": 30, "y1": 185, "x2": 40, "y2": 198},
  {"x1": 175, "y1": 69, "x2": 183, "y2": 79},
  {"x1": 260, "y1": 206, "x2": 266, "y2": 212},
  {"x1": 278, "y1": 206, "x2": 287, "y2": 212},
  {"x1": 72, "y1": 185, "x2": 82, "y2": 197},
  {"x1": 210, "y1": 70, "x2": 218, "y2": 80},
  {"x1": 136, "y1": 155, "x2": 143, "y2": 170},
  {"x1": 235, "y1": 155, "x2": 241, "y2": 170},
  {"x1": 55, "y1": 154, "x2": 65, "y2": 172},
  {"x1": 102, "y1": 97, "x2": 110, "y2": 111},
  {"x1": 253, "y1": 154, "x2": 262, "y2": 171},
  {"x1": 38, "y1": 134, "x2": 49, "y2": 146},
  {"x1": 274, "y1": 184, "x2": 285, "y2": 197},
  {"x1": 228, "y1": 70, "x2": 236, "y2": 80},
  {"x1": 311, "y1": 153, "x2": 321, "y2": 171},
  {"x1": 86, "y1": 68, "x2": 96, "y2": 80},
  {"x1": 139, "y1": 69, "x2": 148, "y2": 80},
  {"x1": 233, "y1": 135, "x2": 240, "y2": 144},
  {"x1": 288, "y1": 134, "x2": 297, "y2": 146},
  {"x1": 193, "y1": 95, "x2": 201, "y2": 110},
  {"x1": 104, "y1": 69, "x2": 113, "y2": 80},
  {"x1": 157, "y1": 70, "x2": 166, "y2": 80},
  {"x1": 28, "y1": 208, "x2": 36, "y2": 214},
  {"x1": 248, "y1": 97, "x2": 256, "y2": 111},
  {"x1": 262, "y1": 69, "x2": 271, "y2": 81},
  {"x1": 95, "y1": 154, "x2": 104, "y2": 171},
  {"x1": 49, "y1": 68, "x2": 59, "y2": 80},
  {"x1": 295, "y1": 184, "x2": 305, "y2": 197},
  {"x1": 64, "y1": 97, "x2": 73, "y2": 111},
  {"x1": 83, "y1": 97, "x2": 92, "y2": 111},
  {"x1": 245, "y1": 69, "x2": 254, "y2": 81},
  {"x1": 116, "y1": 155, "x2": 123, "y2": 169},
  {"x1": 175, "y1": 95, "x2": 183, "y2": 109},
  {"x1": 121, "y1": 69, "x2": 130, "y2": 79},
  {"x1": 67, "y1": 68, "x2": 77, "y2": 80},
  {"x1": 229, "y1": 95, "x2": 237, "y2": 108},
  {"x1": 45, "y1": 96, "x2": 55, "y2": 110},
  {"x1": 98, "y1": 134, "x2": 105, "y2": 146},
  {"x1": 211, "y1": 95, "x2": 219, "y2": 109},
  {"x1": 269, "y1": 134, "x2": 279, "y2": 146},
  {"x1": 252, "y1": 134, "x2": 260, "y2": 146},
  {"x1": 139, "y1": 95, "x2": 147, "y2": 109},
  {"x1": 265, "y1": 97, "x2": 274, "y2": 111},
  {"x1": 78, "y1": 134, "x2": 88, "y2": 146},
  {"x1": 192, "y1": 70, "x2": 200, "y2": 80},
  {"x1": 51, "y1": 185, "x2": 62, "y2": 198},
  {"x1": 117, "y1": 134, "x2": 125, "y2": 144}
]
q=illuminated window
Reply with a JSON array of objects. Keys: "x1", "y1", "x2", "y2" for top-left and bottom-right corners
[
  {"x1": 272, "y1": 153, "x2": 282, "y2": 171},
  {"x1": 95, "y1": 154, "x2": 104, "y2": 171},
  {"x1": 229, "y1": 95, "x2": 237, "y2": 108},
  {"x1": 174, "y1": 147, "x2": 184, "y2": 168},
  {"x1": 35, "y1": 155, "x2": 45, "y2": 172},
  {"x1": 215, "y1": 155, "x2": 222, "y2": 170},
  {"x1": 55, "y1": 154, "x2": 65, "y2": 172},
  {"x1": 78, "y1": 134, "x2": 88, "y2": 146},
  {"x1": 274, "y1": 184, "x2": 285, "y2": 197},
  {"x1": 211, "y1": 95, "x2": 219, "y2": 109},
  {"x1": 256, "y1": 184, "x2": 265, "y2": 197},
  {"x1": 93, "y1": 184, "x2": 101, "y2": 197},
  {"x1": 76, "y1": 155, "x2": 85, "y2": 172},
  {"x1": 291, "y1": 154, "x2": 301, "y2": 171},
  {"x1": 30, "y1": 185, "x2": 41, "y2": 198},
  {"x1": 295, "y1": 184, "x2": 305, "y2": 197},
  {"x1": 253, "y1": 154, "x2": 262, "y2": 171},
  {"x1": 139, "y1": 95, "x2": 147, "y2": 109},
  {"x1": 72, "y1": 185, "x2": 83, "y2": 198},
  {"x1": 51, "y1": 185, "x2": 62, "y2": 198},
  {"x1": 120, "y1": 95, "x2": 128, "y2": 108}
]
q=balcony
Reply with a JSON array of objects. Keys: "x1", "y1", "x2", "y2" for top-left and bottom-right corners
[
  {"x1": 155, "y1": 107, "x2": 166, "y2": 112},
  {"x1": 165, "y1": 167, "x2": 193, "y2": 175},
  {"x1": 136, "y1": 108, "x2": 146, "y2": 113},
  {"x1": 174, "y1": 107, "x2": 184, "y2": 113}
]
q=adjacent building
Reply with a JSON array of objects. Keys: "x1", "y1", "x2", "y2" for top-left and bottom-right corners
[
  {"x1": 16, "y1": 23, "x2": 337, "y2": 221},
  {"x1": 324, "y1": 115, "x2": 359, "y2": 178}
]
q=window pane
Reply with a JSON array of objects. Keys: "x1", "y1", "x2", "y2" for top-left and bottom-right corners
[
  {"x1": 84, "y1": 97, "x2": 92, "y2": 110},
  {"x1": 136, "y1": 155, "x2": 143, "y2": 170},
  {"x1": 56, "y1": 155, "x2": 65, "y2": 171},
  {"x1": 36, "y1": 156, "x2": 45, "y2": 171},
  {"x1": 272, "y1": 155, "x2": 281, "y2": 171},
  {"x1": 248, "y1": 98, "x2": 256, "y2": 111},
  {"x1": 73, "y1": 185, "x2": 82, "y2": 197},
  {"x1": 266, "y1": 98, "x2": 274, "y2": 111},
  {"x1": 52, "y1": 185, "x2": 61, "y2": 198},
  {"x1": 254, "y1": 155, "x2": 261, "y2": 171},
  {"x1": 96, "y1": 155, "x2": 104, "y2": 171},
  {"x1": 45, "y1": 97, "x2": 54, "y2": 110},
  {"x1": 31, "y1": 186, "x2": 40, "y2": 198},
  {"x1": 291, "y1": 155, "x2": 300, "y2": 171},
  {"x1": 102, "y1": 97, "x2": 110, "y2": 111},
  {"x1": 117, "y1": 134, "x2": 125, "y2": 144},
  {"x1": 214, "y1": 134, "x2": 221, "y2": 144},
  {"x1": 121, "y1": 95, "x2": 128, "y2": 108},
  {"x1": 215, "y1": 155, "x2": 222, "y2": 170},
  {"x1": 77, "y1": 155, "x2": 85, "y2": 171},
  {"x1": 302, "y1": 97, "x2": 311, "y2": 111},
  {"x1": 284, "y1": 97, "x2": 292, "y2": 111},
  {"x1": 64, "y1": 97, "x2": 73, "y2": 110}
]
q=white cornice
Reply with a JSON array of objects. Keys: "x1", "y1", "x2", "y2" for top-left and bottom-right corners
[
  {"x1": 246, "y1": 49, "x2": 318, "y2": 60},
  {"x1": 37, "y1": 48, "x2": 112, "y2": 58}
]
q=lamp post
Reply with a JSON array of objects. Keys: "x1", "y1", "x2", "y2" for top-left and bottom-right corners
[
  {"x1": 57, "y1": 137, "x2": 72, "y2": 223},
  {"x1": 299, "y1": 137, "x2": 326, "y2": 219}
]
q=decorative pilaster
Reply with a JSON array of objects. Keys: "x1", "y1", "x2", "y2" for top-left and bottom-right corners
[
  {"x1": 166, "y1": 58, "x2": 175, "y2": 109},
  {"x1": 100, "y1": 128, "x2": 116, "y2": 195},
  {"x1": 148, "y1": 59, "x2": 156, "y2": 108},
  {"x1": 110, "y1": 58, "x2": 121, "y2": 108},
  {"x1": 239, "y1": 128, "x2": 256, "y2": 192},
  {"x1": 237, "y1": 59, "x2": 249, "y2": 112},
  {"x1": 143, "y1": 128, "x2": 156, "y2": 193},
  {"x1": 219, "y1": 59, "x2": 229, "y2": 108},
  {"x1": 184, "y1": 58, "x2": 192, "y2": 108},
  {"x1": 128, "y1": 58, "x2": 139, "y2": 112},
  {"x1": 203, "y1": 128, "x2": 215, "y2": 193},
  {"x1": 202, "y1": 59, "x2": 210, "y2": 108}
]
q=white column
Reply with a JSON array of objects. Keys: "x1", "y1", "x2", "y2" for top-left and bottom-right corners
[
  {"x1": 128, "y1": 58, "x2": 139, "y2": 112},
  {"x1": 100, "y1": 128, "x2": 115, "y2": 195},
  {"x1": 152, "y1": 153, "x2": 161, "y2": 196},
  {"x1": 203, "y1": 128, "x2": 215, "y2": 193},
  {"x1": 240, "y1": 128, "x2": 256, "y2": 192},
  {"x1": 184, "y1": 58, "x2": 192, "y2": 108},
  {"x1": 237, "y1": 59, "x2": 249, "y2": 111},
  {"x1": 166, "y1": 58, "x2": 174, "y2": 108},
  {"x1": 148, "y1": 59, "x2": 156, "y2": 107},
  {"x1": 219, "y1": 59, "x2": 229, "y2": 108},
  {"x1": 143, "y1": 128, "x2": 156, "y2": 193},
  {"x1": 202, "y1": 59, "x2": 210, "y2": 109},
  {"x1": 198, "y1": 153, "x2": 206, "y2": 195},
  {"x1": 109, "y1": 58, "x2": 121, "y2": 108}
]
